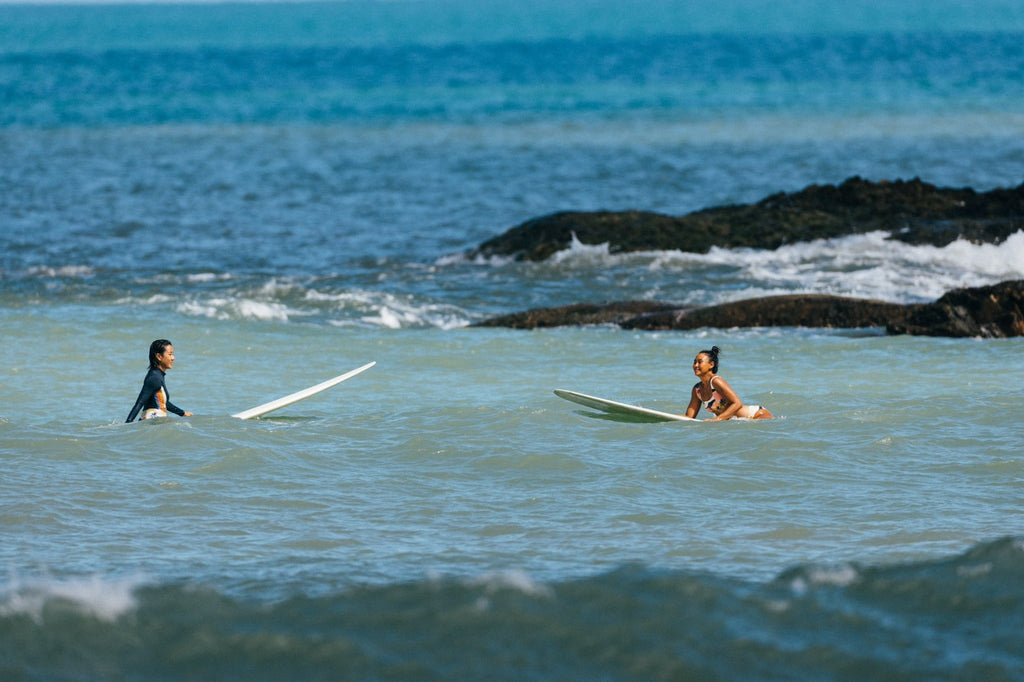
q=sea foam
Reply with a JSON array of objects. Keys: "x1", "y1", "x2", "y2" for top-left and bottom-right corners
[
  {"x1": 541, "y1": 229, "x2": 1024, "y2": 303},
  {"x1": 1, "y1": 573, "x2": 146, "y2": 624}
]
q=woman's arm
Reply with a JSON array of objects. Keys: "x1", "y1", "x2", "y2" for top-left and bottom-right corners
[
  {"x1": 684, "y1": 384, "x2": 702, "y2": 418},
  {"x1": 706, "y1": 377, "x2": 745, "y2": 421},
  {"x1": 164, "y1": 398, "x2": 192, "y2": 417}
]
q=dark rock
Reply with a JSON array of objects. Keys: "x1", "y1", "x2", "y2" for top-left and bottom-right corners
[
  {"x1": 621, "y1": 295, "x2": 916, "y2": 331},
  {"x1": 472, "y1": 211, "x2": 708, "y2": 262},
  {"x1": 472, "y1": 281, "x2": 1024, "y2": 338},
  {"x1": 472, "y1": 301, "x2": 678, "y2": 329},
  {"x1": 887, "y1": 280, "x2": 1024, "y2": 338},
  {"x1": 470, "y1": 177, "x2": 1024, "y2": 261}
]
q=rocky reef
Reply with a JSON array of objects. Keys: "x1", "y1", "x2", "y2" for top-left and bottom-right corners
[
  {"x1": 469, "y1": 177, "x2": 1024, "y2": 261},
  {"x1": 468, "y1": 177, "x2": 1023, "y2": 337},
  {"x1": 472, "y1": 281, "x2": 1024, "y2": 338},
  {"x1": 887, "y1": 280, "x2": 1024, "y2": 337}
]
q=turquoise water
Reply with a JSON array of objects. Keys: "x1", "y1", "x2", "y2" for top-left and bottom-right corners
[{"x1": 2, "y1": 1, "x2": 1024, "y2": 678}]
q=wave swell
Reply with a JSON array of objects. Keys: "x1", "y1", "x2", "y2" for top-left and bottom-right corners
[{"x1": 4, "y1": 538, "x2": 1022, "y2": 680}]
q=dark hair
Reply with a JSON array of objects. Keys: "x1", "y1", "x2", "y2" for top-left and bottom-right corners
[
  {"x1": 148, "y1": 339, "x2": 172, "y2": 370},
  {"x1": 698, "y1": 345, "x2": 721, "y2": 373}
]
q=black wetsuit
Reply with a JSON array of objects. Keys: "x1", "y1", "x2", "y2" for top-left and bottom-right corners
[{"x1": 126, "y1": 367, "x2": 185, "y2": 422}]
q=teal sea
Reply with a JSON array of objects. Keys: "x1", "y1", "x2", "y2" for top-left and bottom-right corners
[{"x1": 2, "y1": 1, "x2": 1024, "y2": 679}]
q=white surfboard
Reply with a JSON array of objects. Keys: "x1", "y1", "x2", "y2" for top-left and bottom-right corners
[
  {"x1": 232, "y1": 362, "x2": 376, "y2": 420},
  {"x1": 554, "y1": 389, "x2": 697, "y2": 423}
]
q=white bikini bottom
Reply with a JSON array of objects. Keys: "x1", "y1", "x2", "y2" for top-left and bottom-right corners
[{"x1": 736, "y1": 404, "x2": 762, "y2": 419}]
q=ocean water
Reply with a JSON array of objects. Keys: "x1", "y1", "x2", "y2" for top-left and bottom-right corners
[{"x1": 2, "y1": 1, "x2": 1024, "y2": 679}]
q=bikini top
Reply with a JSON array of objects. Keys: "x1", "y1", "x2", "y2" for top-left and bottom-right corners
[{"x1": 697, "y1": 376, "x2": 728, "y2": 415}]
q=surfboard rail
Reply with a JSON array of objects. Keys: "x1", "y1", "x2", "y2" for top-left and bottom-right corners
[
  {"x1": 232, "y1": 361, "x2": 376, "y2": 420},
  {"x1": 553, "y1": 389, "x2": 696, "y2": 423}
]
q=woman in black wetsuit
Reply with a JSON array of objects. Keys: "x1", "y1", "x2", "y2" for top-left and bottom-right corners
[{"x1": 126, "y1": 339, "x2": 193, "y2": 422}]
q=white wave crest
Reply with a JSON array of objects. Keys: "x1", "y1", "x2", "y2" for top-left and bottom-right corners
[
  {"x1": 172, "y1": 283, "x2": 472, "y2": 329},
  {"x1": 787, "y1": 563, "x2": 861, "y2": 596},
  {"x1": 549, "y1": 232, "x2": 615, "y2": 265},
  {"x1": 466, "y1": 569, "x2": 554, "y2": 598},
  {"x1": 313, "y1": 289, "x2": 471, "y2": 329},
  {"x1": 25, "y1": 265, "x2": 96, "y2": 278},
  {"x1": 1, "y1": 573, "x2": 146, "y2": 623},
  {"x1": 177, "y1": 297, "x2": 296, "y2": 322},
  {"x1": 359, "y1": 299, "x2": 470, "y2": 330},
  {"x1": 185, "y1": 272, "x2": 233, "y2": 283},
  {"x1": 435, "y1": 251, "x2": 516, "y2": 267},
  {"x1": 534, "y1": 230, "x2": 1024, "y2": 303},
  {"x1": 731, "y1": 230, "x2": 1024, "y2": 302}
]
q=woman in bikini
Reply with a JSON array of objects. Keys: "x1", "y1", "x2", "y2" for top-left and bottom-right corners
[
  {"x1": 684, "y1": 345, "x2": 772, "y2": 421},
  {"x1": 126, "y1": 339, "x2": 193, "y2": 422}
]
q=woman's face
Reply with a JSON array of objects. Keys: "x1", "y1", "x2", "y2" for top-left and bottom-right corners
[
  {"x1": 692, "y1": 353, "x2": 714, "y2": 376},
  {"x1": 156, "y1": 345, "x2": 175, "y2": 371}
]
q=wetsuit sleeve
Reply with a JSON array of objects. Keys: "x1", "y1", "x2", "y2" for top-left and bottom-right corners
[
  {"x1": 164, "y1": 400, "x2": 186, "y2": 417},
  {"x1": 126, "y1": 372, "x2": 161, "y2": 423}
]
